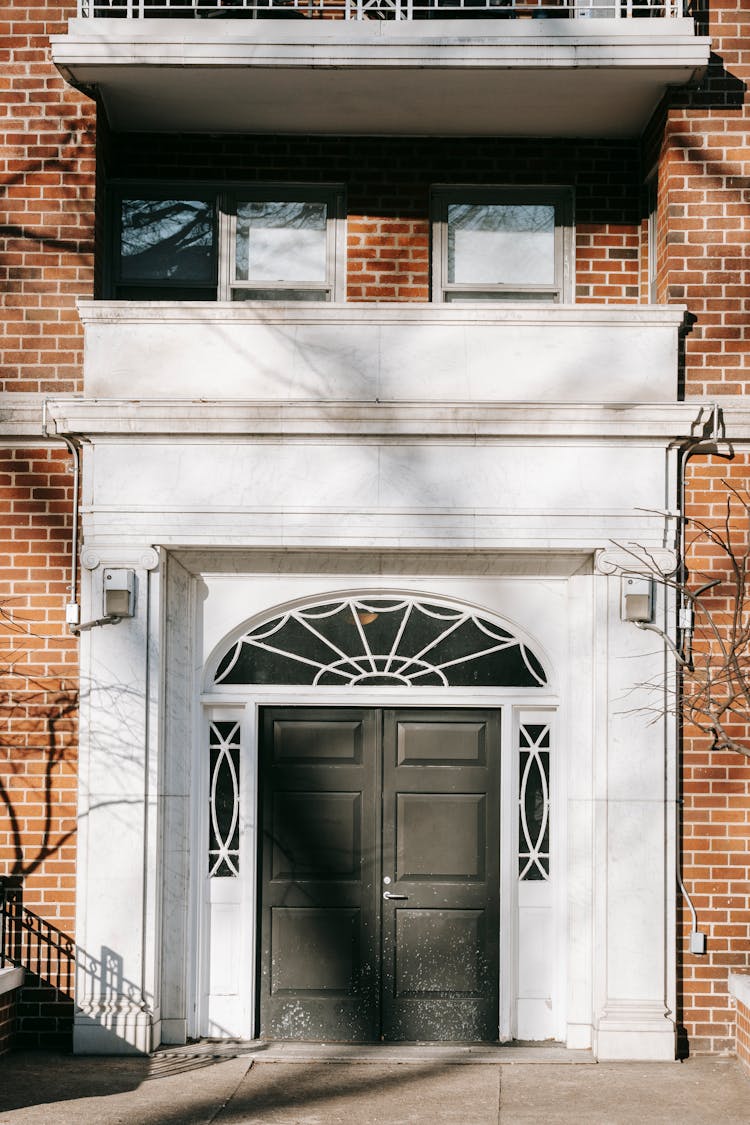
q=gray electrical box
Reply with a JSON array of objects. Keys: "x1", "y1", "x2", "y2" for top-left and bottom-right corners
[{"x1": 103, "y1": 569, "x2": 136, "y2": 618}]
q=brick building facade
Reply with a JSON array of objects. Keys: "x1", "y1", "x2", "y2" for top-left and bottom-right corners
[{"x1": 1, "y1": 0, "x2": 749, "y2": 1057}]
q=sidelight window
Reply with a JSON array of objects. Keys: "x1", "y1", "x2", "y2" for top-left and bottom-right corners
[
  {"x1": 208, "y1": 720, "x2": 241, "y2": 877},
  {"x1": 431, "y1": 185, "x2": 573, "y2": 302},
  {"x1": 518, "y1": 720, "x2": 551, "y2": 881},
  {"x1": 110, "y1": 183, "x2": 345, "y2": 301}
]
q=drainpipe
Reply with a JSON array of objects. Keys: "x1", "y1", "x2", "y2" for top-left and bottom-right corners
[
  {"x1": 635, "y1": 404, "x2": 734, "y2": 959},
  {"x1": 635, "y1": 404, "x2": 733, "y2": 664},
  {"x1": 675, "y1": 403, "x2": 734, "y2": 670}
]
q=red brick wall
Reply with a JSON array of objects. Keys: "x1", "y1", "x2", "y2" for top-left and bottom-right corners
[
  {"x1": 679, "y1": 455, "x2": 750, "y2": 1054},
  {"x1": 648, "y1": 0, "x2": 750, "y2": 1055},
  {"x1": 0, "y1": 2, "x2": 95, "y2": 394},
  {"x1": 108, "y1": 133, "x2": 643, "y2": 304},
  {"x1": 0, "y1": 446, "x2": 79, "y2": 1048},
  {"x1": 1, "y1": 0, "x2": 88, "y2": 1048},
  {"x1": 654, "y1": 1, "x2": 750, "y2": 398},
  {"x1": 0, "y1": 991, "x2": 17, "y2": 1054}
]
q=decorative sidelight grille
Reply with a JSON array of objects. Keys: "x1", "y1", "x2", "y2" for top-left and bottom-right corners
[
  {"x1": 213, "y1": 596, "x2": 547, "y2": 689},
  {"x1": 518, "y1": 721, "x2": 550, "y2": 881},
  {"x1": 208, "y1": 721, "x2": 241, "y2": 877}
]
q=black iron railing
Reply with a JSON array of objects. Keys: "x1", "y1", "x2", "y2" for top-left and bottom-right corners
[
  {"x1": 0, "y1": 883, "x2": 21, "y2": 969},
  {"x1": 76, "y1": 0, "x2": 691, "y2": 20},
  {"x1": 0, "y1": 882, "x2": 74, "y2": 996}
]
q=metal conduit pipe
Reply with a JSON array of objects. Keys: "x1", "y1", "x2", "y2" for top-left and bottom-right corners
[
  {"x1": 42, "y1": 402, "x2": 83, "y2": 632},
  {"x1": 632, "y1": 405, "x2": 733, "y2": 958},
  {"x1": 676, "y1": 405, "x2": 733, "y2": 956},
  {"x1": 673, "y1": 405, "x2": 733, "y2": 957},
  {"x1": 41, "y1": 403, "x2": 121, "y2": 635}
]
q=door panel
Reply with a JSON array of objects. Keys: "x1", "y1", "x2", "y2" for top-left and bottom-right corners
[
  {"x1": 259, "y1": 709, "x2": 380, "y2": 1041},
  {"x1": 381, "y1": 710, "x2": 500, "y2": 1042},
  {"x1": 259, "y1": 707, "x2": 500, "y2": 1042}
]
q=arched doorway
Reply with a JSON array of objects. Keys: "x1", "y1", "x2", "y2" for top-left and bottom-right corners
[{"x1": 200, "y1": 592, "x2": 555, "y2": 1043}]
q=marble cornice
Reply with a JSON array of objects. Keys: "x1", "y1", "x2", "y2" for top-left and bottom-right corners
[{"x1": 42, "y1": 399, "x2": 728, "y2": 441}]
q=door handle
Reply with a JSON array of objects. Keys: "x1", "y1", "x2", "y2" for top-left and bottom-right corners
[{"x1": 383, "y1": 891, "x2": 408, "y2": 900}]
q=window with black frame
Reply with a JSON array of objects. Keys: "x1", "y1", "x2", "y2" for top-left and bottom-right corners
[
  {"x1": 431, "y1": 185, "x2": 574, "y2": 303},
  {"x1": 110, "y1": 184, "x2": 345, "y2": 301}
]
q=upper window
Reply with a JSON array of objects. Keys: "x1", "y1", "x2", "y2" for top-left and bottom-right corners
[
  {"x1": 109, "y1": 183, "x2": 345, "y2": 301},
  {"x1": 431, "y1": 186, "x2": 573, "y2": 303}
]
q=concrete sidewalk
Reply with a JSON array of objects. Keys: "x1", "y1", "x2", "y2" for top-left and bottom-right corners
[{"x1": 0, "y1": 1048, "x2": 748, "y2": 1124}]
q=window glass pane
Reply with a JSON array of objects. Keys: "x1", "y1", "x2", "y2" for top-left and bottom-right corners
[
  {"x1": 213, "y1": 596, "x2": 548, "y2": 689},
  {"x1": 444, "y1": 291, "x2": 558, "y2": 303},
  {"x1": 208, "y1": 721, "x2": 241, "y2": 879},
  {"x1": 518, "y1": 723, "x2": 550, "y2": 882},
  {"x1": 120, "y1": 199, "x2": 215, "y2": 283},
  {"x1": 235, "y1": 201, "x2": 328, "y2": 283},
  {"x1": 447, "y1": 203, "x2": 555, "y2": 287},
  {"x1": 115, "y1": 286, "x2": 216, "y2": 301},
  {"x1": 232, "y1": 289, "x2": 329, "y2": 302}
]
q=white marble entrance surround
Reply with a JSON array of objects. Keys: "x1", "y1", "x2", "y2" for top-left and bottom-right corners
[{"x1": 48, "y1": 397, "x2": 699, "y2": 1061}]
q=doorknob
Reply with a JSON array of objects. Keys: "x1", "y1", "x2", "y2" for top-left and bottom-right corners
[{"x1": 383, "y1": 891, "x2": 408, "y2": 900}]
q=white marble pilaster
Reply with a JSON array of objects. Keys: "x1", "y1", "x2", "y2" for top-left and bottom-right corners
[{"x1": 74, "y1": 556, "x2": 161, "y2": 1055}]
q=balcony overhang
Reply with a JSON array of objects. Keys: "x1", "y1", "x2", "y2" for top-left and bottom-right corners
[
  {"x1": 52, "y1": 19, "x2": 709, "y2": 136},
  {"x1": 77, "y1": 300, "x2": 687, "y2": 403}
]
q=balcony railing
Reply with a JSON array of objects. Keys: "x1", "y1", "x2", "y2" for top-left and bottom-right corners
[{"x1": 77, "y1": 0, "x2": 690, "y2": 20}]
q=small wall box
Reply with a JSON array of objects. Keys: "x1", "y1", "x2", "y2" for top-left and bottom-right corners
[
  {"x1": 621, "y1": 575, "x2": 654, "y2": 624},
  {"x1": 103, "y1": 569, "x2": 136, "y2": 618}
]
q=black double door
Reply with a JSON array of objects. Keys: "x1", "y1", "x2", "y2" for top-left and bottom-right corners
[{"x1": 258, "y1": 707, "x2": 500, "y2": 1042}]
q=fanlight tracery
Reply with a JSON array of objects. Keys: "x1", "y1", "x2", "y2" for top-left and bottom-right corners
[{"x1": 213, "y1": 596, "x2": 547, "y2": 689}]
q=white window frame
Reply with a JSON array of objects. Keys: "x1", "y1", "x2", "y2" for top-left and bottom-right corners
[
  {"x1": 224, "y1": 183, "x2": 345, "y2": 303},
  {"x1": 109, "y1": 181, "x2": 346, "y2": 302},
  {"x1": 431, "y1": 185, "x2": 574, "y2": 304}
]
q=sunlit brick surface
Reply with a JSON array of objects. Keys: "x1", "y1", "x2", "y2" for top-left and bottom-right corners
[
  {"x1": 0, "y1": 446, "x2": 78, "y2": 1047},
  {"x1": 679, "y1": 455, "x2": 750, "y2": 1054}
]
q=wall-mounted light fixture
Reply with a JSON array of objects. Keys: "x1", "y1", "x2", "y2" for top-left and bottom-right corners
[
  {"x1": 621, "y1": 575, "x2": 654, "y2": 624},
  {"x1": 103, "y1": 568, "x2": 136, "y2": 619},
  {"x1": 69, "y1": 568, "x2": 137, "y2": 635}
]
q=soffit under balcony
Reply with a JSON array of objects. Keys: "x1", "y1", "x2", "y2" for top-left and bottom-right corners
[{"x1": 51, "y1": 19, "x2": 709, "y2": 137}]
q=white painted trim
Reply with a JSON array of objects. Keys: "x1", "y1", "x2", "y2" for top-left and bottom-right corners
[
  {"x1": 45, "y1": 402, "x2": 707, "y2": 440},
  {"x1": 0, "y1": 967, "x2": 24, "y2": 996},
  {"x1": 76, "y1": 299, "x2": 688, "y2": 327},
  {"x1": 499, "y1": 704, "x2": 515, "y2": 1042},
  {"x1": 430, "y1": 184, "x2": 574, "y2": 304},
  {"x1": 52, "y1": 21, "x2": 709, "y2": 70}
]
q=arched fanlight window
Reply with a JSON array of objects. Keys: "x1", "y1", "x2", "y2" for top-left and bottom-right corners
[{"x1": 213, "y1": 595, "x2": 547, "y2": 688}]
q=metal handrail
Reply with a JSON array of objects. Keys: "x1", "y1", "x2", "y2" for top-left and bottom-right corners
[
  {"x1": 0, "y1": 883, "x2": 5, "y2": 968},
  {"x1": 0, "y1": 883, "x2": 21, "y2": 969},
  {"x1": 0, "y1": 884, "x2": 73, "y2": 992},
  {"x1": 76, "y1": 0, "x2": 690, "y2": 20}
]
